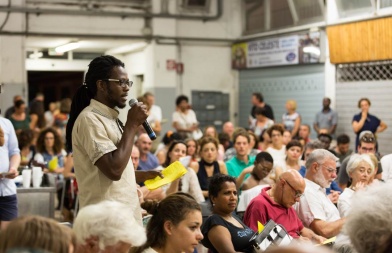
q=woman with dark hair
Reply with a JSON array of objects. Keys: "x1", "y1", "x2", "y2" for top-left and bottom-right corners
[
  {"x1": 189, "y1": 136, "x2": 227, "y2": 198},
  {"x1": 34, "y1": 127, "x2": 66, "y2": 173},
  {"x1": 274, "y1": 140, "x2": 304, "y2": 180},
  {"x1": 9, "y1": 100, "x2": 30, "y2": 133},
  {"x1": 352, "y1": 97, "x2": 387, "y2": 149},
  {"x1": 201, "y1": 174, "x2": 254, "y2": 253},
  {"x1": 137, "y1": 193, "x2": 203, "y2": 253},
  {"x1": 172, "y1": 95, "x2": 199, "y2": 139},
  {"x1": 160, "y1": 140, "x2": 204, "y2": 203},
  {"x1": 250, "y1": 107, "x2": 274, "y2": 137},
  {"x1": 29, "y1": 94, "x2": 46, "y2": 131},
  {"x1": 17, "y1": 128, "x2": 36, "y2": 166},
  {"x1": 204, "y1": 125, "x2": 225, "y2": 161}
]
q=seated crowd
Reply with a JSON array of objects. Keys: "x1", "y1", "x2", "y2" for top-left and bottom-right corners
[{"x1": 1, "y1": 91, "x2": 392, "y2": 253}]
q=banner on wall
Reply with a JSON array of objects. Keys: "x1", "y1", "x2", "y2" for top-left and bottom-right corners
[{"x1": 232, "y1": 32, "x2": 320, "y2": 69}]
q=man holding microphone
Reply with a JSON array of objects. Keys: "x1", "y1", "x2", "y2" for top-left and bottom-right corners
[{"x1": 66, "y1": 55, "x2": 160, "y2": 226}]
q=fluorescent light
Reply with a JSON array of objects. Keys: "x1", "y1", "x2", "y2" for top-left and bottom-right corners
[
  {"x1": 303, "y1": 46, "x2": 320, "y2": 56},
  {"x1": 55, "y1": 42, "x2": 80, "y2": 53},
  {"x1": 106, "y1": 42, "x2": 147, "y2": 55},
  {"x1": 29, "y1": 51, "x2": 43, "y2": 59}
]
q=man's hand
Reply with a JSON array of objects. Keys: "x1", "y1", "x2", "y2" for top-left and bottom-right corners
[
  {"x1": 5, "y1": 168, "x2": 19, "y2": 179},
  {"x1": 328, "y1": 190, "x2": 340, "y2": 204},
  {"x1": 126, "y1": 102, "x2": 148, "y2": 129},
  {"x1": 135, "y1": 170, "x2": 164, "y2": 184},
  {"x1": 312, "y1": 235, "x2": 327, "y2": 244}
]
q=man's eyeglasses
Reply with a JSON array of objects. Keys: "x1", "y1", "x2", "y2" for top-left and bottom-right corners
[
  {"x1": 318, "y1": 163, "x2": 337, "y2": 174},
  {"x1": 104, "y1": 79, "x2": 133, "y2": 88},
  {"x1": 283, "y1": 179, "x2": 303, "y2": 198}
]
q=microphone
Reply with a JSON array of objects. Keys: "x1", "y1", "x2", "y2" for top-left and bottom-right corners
[{"x1": 129, "y1": 98, "x2": 157, "y2": 140}]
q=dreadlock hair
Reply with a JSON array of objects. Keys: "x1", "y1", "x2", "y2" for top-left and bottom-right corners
[{"x1": 66, "y1": 55, "x2": 125, "y2": 152}]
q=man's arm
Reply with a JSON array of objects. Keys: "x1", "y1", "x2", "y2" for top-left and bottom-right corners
[
  {"x1": 300, "y1": 227, "x2": 325, "y2": 243},
  {"x1": 0, "y1": 126, "x2": 4, "y2": 146},
  {"x1": 309, "y1": 218, "x2": 345, "y2": 238},
  {"x1": 6, "y1": 154, "x2": 21, "y2": 179},
  {"x1": 95, "y1": 103, "x2": 147, "y2": 181}
]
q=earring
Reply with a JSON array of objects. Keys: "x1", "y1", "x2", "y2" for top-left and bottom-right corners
[{"x1": 212, "y1": 203, "x2": 215, "y2": 206}]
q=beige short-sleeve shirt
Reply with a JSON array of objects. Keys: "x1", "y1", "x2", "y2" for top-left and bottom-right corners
[{"x1": 72, "y1": 99, "x2": 142, "y2": 224}]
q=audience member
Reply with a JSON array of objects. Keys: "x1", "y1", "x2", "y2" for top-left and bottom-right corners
[
  {"x1": 275, "y1": 140, "x2": 304, "y2": 179},
  {"x1": 337, "y1": 131, "x2": 383, "y2": 190},
  {"x1": 313, "y1": 97, "x2": 338, "y2": 136},
  {"x1": 266, "y1": 124, "x2": 286, "y2": 164},
  {"x1": 298, "y1": 124, "x2": 311, "y2": 144},
  {"x1": 236, "y1": 152, "x2": 274, "y2": 214},
  {"x1": 172, "y1": 95, "x2": 199, "y2": 139},
  {"x1": 53, "y1": 98, "x2": 71, "y2": 142},
  {"x1": 0, "y1": 125, "x2": 4, "y2": 146},
  {"x1": 5, "y1": 95, "x2": 24, "y2": 119},
  {"x1": 345, "y1": 183, "x2": 392, "y2": 253},
  {"x1": 247, "y1": 131, "x2": 260, "y2": 153},
  {"x1": 352, "y1": 97, "x2": 387, "y2": 150},
  {"x1": 282, "y1": 99, "x2": 301, "y2": 137},
  {"x1": 185, "y1": 138, "x2": 199, "y2": 163},
  {"x1": 137, "y1": 193, "x2": 203, "y2": 253},
  {"x1": 218, "y1": 132, "x2": 231, "y2": 151},
  {"x1": 222, "y1": 121, "x2": 235, "y2": 144},
  {"x1": 282, "y1": 129, "x2": 292, "y2": 146},
  {"x1": 203, "y1": 125, "x2": 225, "y2": 160},
  {"x1": 249, "y1": 106, "x2": 274, "y2": 137},
  {"x1": 258, "y1": 129, "x2": 271, "y2": 151},
  {"x1": 17, "y1": 129, "x2": 36, "y2": 167},
  {"x1": 29, "y1": 93, "x2": 46, "y2": 131},
  {"x1": 155, "y1": 131, "x2": 183, "y2": 165},
  {"x1": 202, "y1": 174, "x2": 254, "y2": 253},
  {"x1": 225, "y1": 129, "x2": 256, "y2": 179},
  {"x1": 0, "y1": 116, "x2": 20, "y2": 230},
  {"x1": 44, "y1": 101, "x2": 59, "y2": 127},
  {"x1": 295, "y1": 149, "x2": 345, "y2": 238},
  {"x1": 317, "y1": 133, "x2": 333, "y2": 151},
  {"x1": 337, "y1": 154, "x2": 374, "y2": 217},
  {"x1": 9, "y1": 100, "x2": 30, "y2": 133},
  {"x1": 224, "y1": 128, "x2": 259, "y2": 162},
  {"x1": 189, "y1": 136, "x2": 227, "y2": 198},
  {"x1": 162, "y1": 140, "x2": 204, "y2": 203},
  {"x1": 0, "y1": 215, "x2": 75, "y2": 253},
  {"x1": 244, "y1": 170, "x2": 324, "y2": 242},
  {"x1": 74, "y1": 200, "x2": 146, "y2": 253},
  {"x1": 380, "y1": 153, "x2": 392, "y2": 183},
  {"x1": 136, "y1": 133, "x2": 160, "y2": 171},
  {"x1": 250, "y1": 92, "x2": 274, "y2": 121},
  {"x1": 333, "y1": 134, "x2": 353, "y2": 163},
  {"x1": 144, "y1": 92, "x2": 162, "y2": 135}
]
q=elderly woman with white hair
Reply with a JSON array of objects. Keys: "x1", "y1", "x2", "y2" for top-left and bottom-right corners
[
  {"x1": 337, "y1": 153, "x2": 375, "y2": 218},
  {"x1": 345, "y1": 183, "x2": 392, "y2": 253},
  {"x1": 73, "y1": 200, "x2": 147, "y2": 253}
]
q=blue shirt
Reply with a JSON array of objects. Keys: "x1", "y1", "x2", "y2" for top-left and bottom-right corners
[
  {"x1": 352, "y1": 113, "x2": 380, "y2": 148},
  {"x1": 137, "y1": 152, "x2": 159, "y2": 171},
  {"x1": 226, "y1": 155, "x2": 256, "y2": 179},
  {"x1": 0, "y1": 117, "x2": 20, "y2": 196}
]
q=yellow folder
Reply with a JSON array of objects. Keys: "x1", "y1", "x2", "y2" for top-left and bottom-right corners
[{"x1": 144, "y1": 161, "x2": 188, "y2": 190}]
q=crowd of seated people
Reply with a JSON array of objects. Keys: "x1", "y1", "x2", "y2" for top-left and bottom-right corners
[{"x1": 1, "y1": 90, "x2": 392, "y2": 253}]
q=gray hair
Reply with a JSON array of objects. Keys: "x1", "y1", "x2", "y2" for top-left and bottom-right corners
[
  {"x1": 346, "y1": 154, "x2": 375, "y2": 175},
  {"x1": 304, "y1": 140, "x2": 324, "y2": 152},
  {"x1": 73, "y1": 200, "x2": 146, "y2": 249},
  {"x1": 345, "y1": 183, "x2": 392, "y2": 253},
  {"x1": 305, "y1": 149, "x2": 337, "y2": 170}
]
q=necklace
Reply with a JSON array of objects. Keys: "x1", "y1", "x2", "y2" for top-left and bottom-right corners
[{"x1": 202, "y1": 160, "x2": 215, "y2": 166}]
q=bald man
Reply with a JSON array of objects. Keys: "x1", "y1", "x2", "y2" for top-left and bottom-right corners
[
  {"x1": 243, "y1": 170, "x2": 324, "y2": 243},
  {"x1": 135, "y1": 133, "x2": 159, "y2": 171}
]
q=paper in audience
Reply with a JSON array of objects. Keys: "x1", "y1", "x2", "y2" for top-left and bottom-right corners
[{"x1": 144, "y1": 161, "x2": 188, "y2": 190}]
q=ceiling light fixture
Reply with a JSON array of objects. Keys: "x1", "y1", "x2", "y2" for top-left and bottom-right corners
[
  {"x1": 55, "y1": 42, "x2": 80, "y2": 53},
  {"x1": 106, "y1": 42, "x2": 148, "y2": 55}
]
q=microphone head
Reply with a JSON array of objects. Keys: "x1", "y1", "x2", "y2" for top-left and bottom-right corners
[{"x1": 129, "y1": 98, "x2": 138, "y2": 107}]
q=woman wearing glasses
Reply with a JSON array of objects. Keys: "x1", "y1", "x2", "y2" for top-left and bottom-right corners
[{"x1": 352, "y1": 97, "x2": 387, "y2": 150}]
